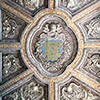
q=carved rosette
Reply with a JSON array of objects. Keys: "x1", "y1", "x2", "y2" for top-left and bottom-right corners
[{"x1": 27, "y1": 15, "x2": 78, "y2": 76}]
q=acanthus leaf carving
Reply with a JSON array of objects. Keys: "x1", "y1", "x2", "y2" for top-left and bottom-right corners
[
  {"x1": 11, "y1": 0, "x2": 44, "y2": 11},
  {"x1": 2, "y1": 54, "x2": 20, "y2": 79},
  {"x1": 60, "y1": 83, "x2": 100, "y2": 100},
  {"x1": 84, "y1": 53, "x2": 100, "y2": 78},
  {"x1": 29, "y1": 15, "x2": 78, "y2": 76},
  {"x1": 85, "y1": 15, "x2": 100, "y2": 38},
  {"x1": 3, "y1": 81, "x2": 46, "y2": 100}
]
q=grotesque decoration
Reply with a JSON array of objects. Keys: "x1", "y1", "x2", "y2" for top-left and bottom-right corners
[
  {"x1": 2, "y1": 13, "x2": 18, "y2": 38},
  {"x1": 61, "y1": 0, "x2": 92, "y2": 12},
  {"x1": 2, "y1": 54, "x2": 20, "y2": 79},
  {"x1": 60, "y1": 83, "x2": 99, "y2": 100},
  {"x1": 2, "y1": 10, "x2": 26, "y2": 40},
  {"x1": 11, "y1": 0, "x2": 44, "y2": 11},
  {"x1": 84, "y1": 53, "x2": 100, "y2": 78},
  {"x1": 29, "y1": 15, "x2": 78, "y2": 76},
  {"x1": 85, "y1": 15, "x2": 100, "y2": 38},
  {"x1": 3, "y1": 81, "x2": 47, "y2": 100}
]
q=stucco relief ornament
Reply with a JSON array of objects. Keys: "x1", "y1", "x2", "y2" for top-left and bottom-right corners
[
  {"x1": 85, "y1": 16, "x2": 100, "y2": 38},
  {"x1": 2, "y1": 16, "x2": 18, "y2": 38},
  {"x1": 3, "y1": 81, "x2": 44, "y2": 100},
  {"x1": 61, "y1": 0, "x2": 91, "y2": 11},
  {"x1": 34, "y1": 23, "x2": 66, "y2": 72},
  {"x1": 84, "y1": 54, "x2": 100, "y2": 78},
  {"x1": 32, "y1": 17, "x2": 78, "y2": 75},
  {"x1": 61, "y1": 83, "x2": 99, "y2": 100},
  {"x1": 3, "y1": 54, "x2": 20, "y2": 79},
  {"x1": 14, "y1": 0, "x2": 44, "y2": 10}
]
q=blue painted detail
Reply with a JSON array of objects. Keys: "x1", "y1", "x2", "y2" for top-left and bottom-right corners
[{"x1": 40, "y1": 38, "x2": 64, "y2": 62}]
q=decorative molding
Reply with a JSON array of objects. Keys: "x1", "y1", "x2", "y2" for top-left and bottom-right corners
[
  {"x1": 3, "y1": 0, "x2": 48, "y2": 16},
  {"x1": 56, "y1": 77, "x2": 100, "y2": 100},
  {"x1": 61, "y1": 82, "x2": 99, "y2": 100},
  {"x1": 81, "y1": 49, "x2": 100, "y2": 80},
  {"x1": 3, "y1": 77, "x2": 48, "y2": 100},
  {"x1": 0, "y1": 69, "x2": 33, "y2": 93},
  {"x1": 75, "y1": 8, "x2": 100, "y2": 43},
  {"x1": 21, "y1": 9, "x2": 84, "y2": 82},
  {"x1": 56, "y1": 0, "x2": 98, "y2": 15},
  {"x1": 27, "y1": 14, "x2": 78, "y2": 76}
]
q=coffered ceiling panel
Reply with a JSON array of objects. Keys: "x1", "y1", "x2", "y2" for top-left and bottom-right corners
[
  {"x1": 1, "y1": 9, "x2": 27, "y2": 42},
  {"x1": 3, "y1": 76, "x2": 48, "y2": 100},
  {"x1": 56, "y1": 0, "x2": 99, "y2": 16},
  {"x1": 55, "y1": 76, "x2": 100, "y2": 100},
  {"x1": 3, "y1": 0, "x2": 48, "y2": 16}
]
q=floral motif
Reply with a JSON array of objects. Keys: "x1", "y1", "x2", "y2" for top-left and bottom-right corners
[
  {"x1": 2, "y1": 54, "x2": 20, "y2": 79},
  {"x1": 85, "y1": 16, "x2": 100, "y2": 38},
  {"x1": 61, "y1": 0, "x2": 91, "y2": 11},
  {"x1": 12, "y1": 0, "x2": 44, "y2": 11},
  {"x1": 2, "y1": 10, "x2": 26, "y2": 40},
  {"x1": 84, "y1": 54, "x2": 100, "y2": 78},
  {"x1": 3, "y1": 81, "x2": 45, "y2": 100},
  {"x1": 61, "y1": 83, "x2": 99, "y2": 100},
  {"x1": 33, "y1": 21, "x2": 77, "y2": 73},
  {"x1": 2, "y1": 16, "x2": 18, "y2": 38}
]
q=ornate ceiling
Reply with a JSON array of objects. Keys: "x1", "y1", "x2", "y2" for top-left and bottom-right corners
[{"x1": 0, "y1": 0, "x2": 100, "y2": 100}]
